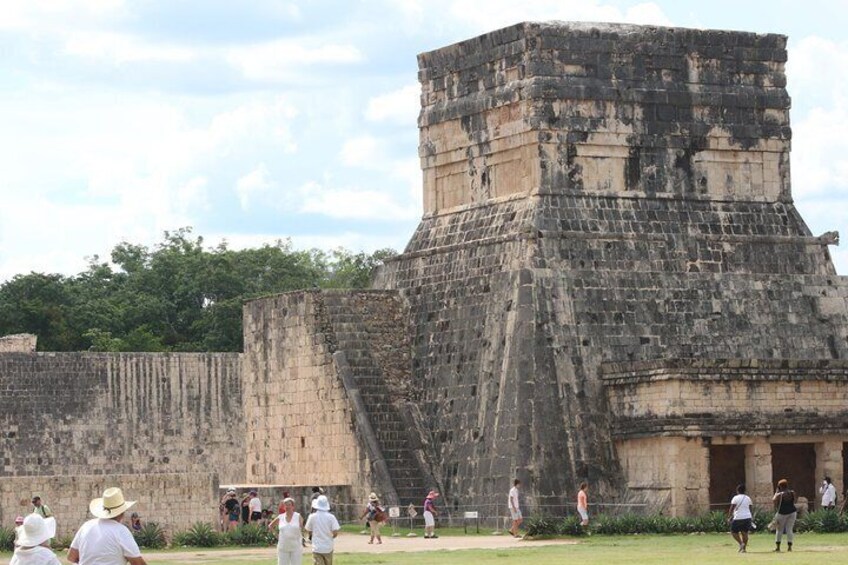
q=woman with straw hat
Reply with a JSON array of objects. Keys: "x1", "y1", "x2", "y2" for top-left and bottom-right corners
[
  {"x1": 359, "y1": 493, "x2": 385, "y2": 545},
  {"x1": 10, "y1": 513, "x2": 60, "y2": 565},
  {"x1": 68, "y1": 487, "x2": 147, "y2": 565}
]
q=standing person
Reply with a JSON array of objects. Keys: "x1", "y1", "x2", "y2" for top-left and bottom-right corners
[
  {"x1": 269, "y1": 497, "x2": 303, "y2": 565},
  {"x1": 10, "y1": 513, "x2": 60, "y2": 565},
  {"x1": 577, "y1": 482, "x2": 590, "y2": 527},
  {"x1": 309, "y1": 487, "x2": 324, "y2": 513},
  {"x1": 130, "y1": 513, "x2": 143, "y2": 532},
  {"x1": 423, "y1": 490, "x2": 439, "y2": 539},
  {"x1": 224, "y1": 490, "x2": 240, "y2": 531},
  {"x1": 241, "y1": 491, "x2": 251, "y2": 525},
  {"x1": 249, "y1": 490, "x2": 263, "y2": 523},
  {"x1": 31, "y1": 497, "x2": 53, "y2": 519},
  {"x1": 728, "y1": 483, "x2": 754, "y2": 553},
  {"x1": 358, "y1": 493, "x2": 384, "y2": 545},
  {"x1": 304, "y1": 495, "x2": 340, "y2": 565},
  {"x1": 508, "y1": 479, "x2": 522, "y2": 537},
  {"x1": 772, "y1": 479, "x2": 797, "y2": 552},
  {"x1": 820, "y1": 476, "x2": 837, "y2": 510},
  {"x1": 67, "y1": 487, "x2": 147, "y2": 565}
]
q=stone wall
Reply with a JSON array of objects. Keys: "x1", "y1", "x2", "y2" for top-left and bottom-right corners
[
  {"x1": 0, "y1": 352, "x2": 243, "y2": 485},
  {"x1": 603, "y1": 359, "x2": 848, "y2": 437},
  {"x1": 375, "y1": 21, "x2": 848, "y2": 514},
  {"x1": 242, "y1": 291, "x2": 373, "y2": 503},
  {"x1": 0, "y1": 472, "x2": 218, "y2": 537},
  {"x1": 0, "y1": 333, "x2": 36, "y2": 353}
]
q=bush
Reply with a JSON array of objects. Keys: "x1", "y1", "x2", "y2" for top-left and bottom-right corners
[
  {"x1": 51, "y1": 534, "x2": 75, "y2": 550},
  {"x1": 225, "y1": 523, "x2": 275, "y2": 546},
  {"x1": 796, "y1": 509, "x2": 847, "y2": 533},
  {"x1": 0, "y1": 526, "x2": 15, "y2": 552},
  {"x1": 132, "y1": 522, "x2": 167, "y2": 549},
  {"x1": 171, "y1": 522, "x2": 221, "y2": 547},
  {"x1": 558, "y1": 515, "x2": 587, "y2": 536},
  {"x1": 523, "y1": 514, "x2": 560, "y2": 537}
]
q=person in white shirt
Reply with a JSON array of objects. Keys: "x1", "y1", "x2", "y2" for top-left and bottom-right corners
[
  {"x1": 10, "y1": 513, "x2": 61, "y2": 565},
  {"x1": 68, "y1": 487, "x2": 147, "y2": 565},
  {"x1": 508, "y1": 479, "x2": 522, "y2": 537},
  {"x1": 248, "y1": 490, "x2": 263, "y2": 522},
  {"x1": 728, "y1": 483, "x2": 754, "y2": 553},
  {"x1": 304, "y1": 495, "x2": 340, "y2": 565},
  {"x1": 269, "y1": 497, "x2": 303, "y2": 565},
  {"x1": 820, "y1": 476, "x2": 837, "y2": 510}
]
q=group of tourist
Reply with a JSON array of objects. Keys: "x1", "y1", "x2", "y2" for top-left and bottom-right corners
[
  {"x1": 509, "y1": 479, "x2": 591, "y2": 538},
  {"x1": 728, "y1": 476, "x2": 843, "y2": 553}
]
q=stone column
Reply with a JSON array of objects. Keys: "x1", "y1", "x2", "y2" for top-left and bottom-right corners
[
  {"x1": 815, "y1": 438, "x2": 844, "y2": 507},
  {"x1": 669, "y1": 438, "x2": 709, "y2": 516},
  {"x1": 745, "y1": 439, "x2": 773, "y2": 509}
]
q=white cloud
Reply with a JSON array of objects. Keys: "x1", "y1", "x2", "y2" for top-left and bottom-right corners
[
  {"x1": 236, "y1": 164, "x2": 275, "y2": 211},
  {"x1": 365, "y1": 83, "x2": 420, "y2": 125},
  {"x1": 226, "y1": 39, "x2": 364, "y2": 82},
  {"x1": 340, "y1": 135, "x2": 385, "y2": 168},
  {"x1": 64, "y1": 31, "x2": 196, "y2": 63},
  {"x1": 296, "y1": 180, "x2": 419, "y2": 220},
  {"x1": 0, "y1": 0, "x2": 126, "y2": 31}
]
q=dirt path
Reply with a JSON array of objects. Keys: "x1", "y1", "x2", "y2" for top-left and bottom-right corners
[{"x1": 145, "y1": 533, "x2": 578, "y2": 562}]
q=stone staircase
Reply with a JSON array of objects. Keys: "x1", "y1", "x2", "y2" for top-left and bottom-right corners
[{"x1": 318, "y1": 291, "x2": 430, "y2": 507}]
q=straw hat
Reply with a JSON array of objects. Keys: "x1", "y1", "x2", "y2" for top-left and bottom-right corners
[
  {"x1": 89, "y1": 487, "x2": 137, "y2": 519},
  {"x1": 16, "y1": 514, "x2": 56, "y2": 547},
  {"x1": 368, "y1": 492, "x2": 379, "y2": 502},
  {"x1": 311, "y1": 495, "x2": 331, "y2": 512}
]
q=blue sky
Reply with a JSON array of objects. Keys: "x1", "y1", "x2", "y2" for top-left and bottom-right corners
[{"x1": 0, "y1": 0, "x2": 846, "y2": 280}]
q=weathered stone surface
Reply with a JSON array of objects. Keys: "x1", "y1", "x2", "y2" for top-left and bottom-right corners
[
  {"x1": 0, "y1": 333, "x2": 36, "y2": 353},
  {"x1": 375, "y1": 21, "x2": 848, "y2": 514}
]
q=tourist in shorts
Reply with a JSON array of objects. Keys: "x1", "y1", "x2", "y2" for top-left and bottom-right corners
[
  {"x1": 728, "y1": 483, "x2": 753, "y2": 553},
  {"x1": 359, "y1": 492, "x2": 384, "y2": 545},
  {"x1": 249, "y1": 490, "x2": 263, "y2": 522},
  {"x1": 10, "y1": 513, "x2": 60, "y2": 565},
  {"x1": 224, "y1": 490, "x2": 240, "y2": 531},
  {"x1": 577, "y1": 482, "x2": 589, "y2": 527},
  {"x1": 508, "y1": 479, "x2": 522, "y2": 537},
  {"x1": 423, "y1": 490, "x2": 439, "y2": 539},
  {"x1": 304, "y1": 495, "x2": 340, "y2": 565}
]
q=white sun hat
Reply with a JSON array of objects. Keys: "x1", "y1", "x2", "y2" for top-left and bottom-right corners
[
  {"x1": 311, "y1": 495, "x2": 331, "y2": 512},
  {"x1": 16, "y1": 514, "x2": 56, "y2": 547},
  {"x1": 89, "y1": 487, "x2": 137, "y2": 519}
]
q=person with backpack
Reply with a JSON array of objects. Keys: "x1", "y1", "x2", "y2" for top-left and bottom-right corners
[
  {"x1": 728, "y1": 483, "x2": 754, "y2": 553},
  {"x1": 359, "y1": 492, "x2": 385, "y2": 544}
]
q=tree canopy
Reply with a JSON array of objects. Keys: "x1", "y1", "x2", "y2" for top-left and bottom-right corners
[{"x1": 0, "y1": 228, "x2": 396, "y2": 352}]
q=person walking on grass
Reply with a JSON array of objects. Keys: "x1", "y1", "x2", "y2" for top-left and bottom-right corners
[
  {"x1": 304, "y1": 495, "x2": 340, "y2": 565},
  {"x1": 423, "y1": 490, "x2": 439, "y2": 539},
  {"x1": 820, "y1": 476, "x2": 837, "y2": 510},
  {"x1": 359, "y1": 492, "x2": 385, "y2": 545},
  {"x1": 508, "y1": 479, "x2": 522, "y2": 537},
  {"x1": 577, "y1": 482, "x2": 590, "y2": 528},
  {"x1": 269, "y1": 497, "x2": 303, "y2": 565},
  {"x1": 773, "y1": 478, "x2": 797, "y2": 552},
  {"x1": 728, "y1": 483, "x2": 754, "y2": 553}
]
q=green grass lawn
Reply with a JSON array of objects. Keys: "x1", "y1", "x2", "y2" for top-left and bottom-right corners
[
  {"x1": 137, "y1": 532, "x2": 848, "y2": 564},
  {"x1": 6, "y1": 532, "x2": 848, "y2": 565}
]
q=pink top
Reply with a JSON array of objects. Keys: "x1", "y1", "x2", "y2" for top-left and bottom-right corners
[{"x1": 577, "y1": 489, "x2": 588, "y2": 510}]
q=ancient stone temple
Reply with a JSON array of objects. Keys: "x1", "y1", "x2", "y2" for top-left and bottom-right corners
[{"x1": 2, "y1": 22, "x2": 848, "y2": 528}]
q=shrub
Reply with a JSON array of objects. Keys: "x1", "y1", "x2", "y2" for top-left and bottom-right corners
[
  {"x1": 51, "y1": 534, "x2": 75, "y2": 550},
  {"x1": 523, "y1": 514, "x2": 560, "y2": 537},
  {"x1": 225, "y1": 523, "x2": 274, "y2": 546},
  {"x1": 172, "y1": 522, "x2": 221, "y2": 547},
  {"x1": 796, "y1": 509, "x2": 847, "y2": 533},
  {"x1": 132, "y1": 522, "x2": 167, "y2": 549},
  {"x1": 558, "y1": 515, "x2": 587, "y2": 536},
  {"x1": 0, "y1": 526, "x2": 15, "y2": 552}
]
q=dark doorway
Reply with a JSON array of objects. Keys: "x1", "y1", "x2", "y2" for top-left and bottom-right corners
[
  {"x1": 709, "y1": 445, "x2": 746, "y2": 510},
  {"x1": 772, "y1": 443, "x2": 816, "y2": 508}
]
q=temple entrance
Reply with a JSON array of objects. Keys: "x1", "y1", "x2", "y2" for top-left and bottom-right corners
[
  {"x1": 772, "y1": 443, "x2": 816, "y2": 508},
  {"x1": 709, "y1": 445, "x2": 746, "y2": 509}
]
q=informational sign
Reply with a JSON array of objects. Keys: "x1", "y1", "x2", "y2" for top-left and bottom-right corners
[
  {"x1": 389, "y1": 506, "x2": 401, "y2": 518},
  {"x1": 463, "y1": 511, "x2": 478, "y2": 519},
  {"x1": 407, "y1": 503, "x2": 418, "y2": 518}
]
